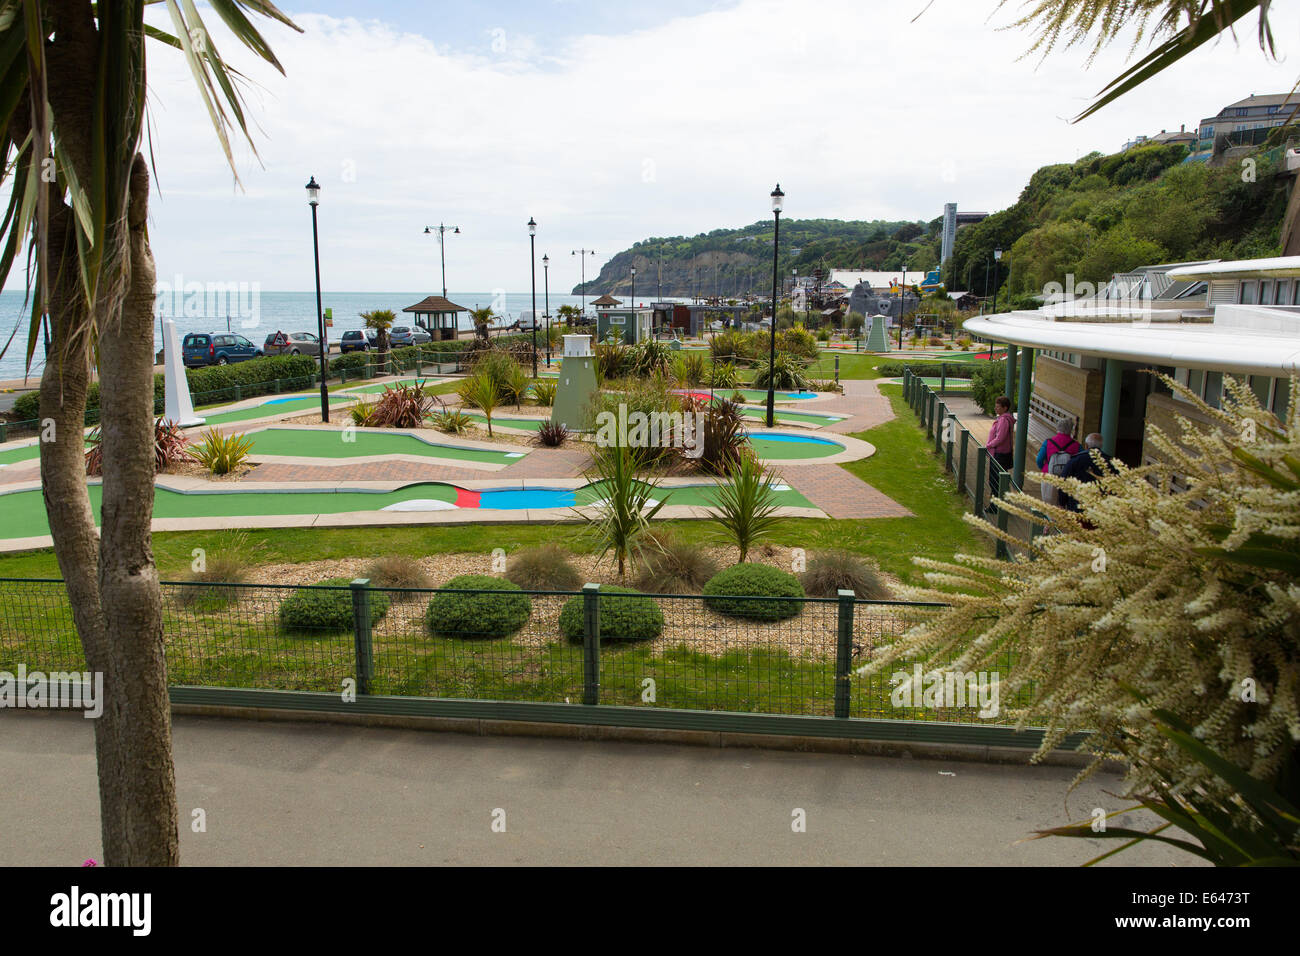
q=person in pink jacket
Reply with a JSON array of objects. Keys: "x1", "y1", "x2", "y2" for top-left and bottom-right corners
[{"x1": 986, "y1": 396, "x2": 1014, "y2": 510}]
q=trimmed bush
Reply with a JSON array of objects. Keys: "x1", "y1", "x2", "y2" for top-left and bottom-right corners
[
  {"x1": 702, "y1": 563, "x2": 804, "y2": 621},
  {"x1": 506, "y1": 544, "x2": 582, "y2": 591},
  {"x1": 558, "y1": 585, "x2": 664, "y2": 643},
  {"x1": 425, "y1": 574, "x2": 532, "y2": 639},
  {"x1": 279, "y1": 578, "x2": 390, "y2": 632}
]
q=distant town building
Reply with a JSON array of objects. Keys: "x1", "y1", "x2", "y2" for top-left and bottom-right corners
[
  {"x1": 1196, "y1": 92, "x2": 1300, "y2": 154},
  {"x1": 1122, "y1": 125, "x2": 1196, "y2": 151},
  {"x1": 940, "y1": 204, "x2": 989, "y2": 266}
]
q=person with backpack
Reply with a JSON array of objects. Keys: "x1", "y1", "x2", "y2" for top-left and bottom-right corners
[
  {"x1": 1036, "y1": 416, "x2": 1081, "y2": 506},
  {"x1": 1059, "y1": 433, "x2": 1116, "y2": 513}
]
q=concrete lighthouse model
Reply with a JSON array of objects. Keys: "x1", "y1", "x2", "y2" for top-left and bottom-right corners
[
  {"x1": 551, "y1": 334, "x2": 598, "y2": 432},
  {"x1": 163, "y1": 318, "x2": 205, "y2": 427}
]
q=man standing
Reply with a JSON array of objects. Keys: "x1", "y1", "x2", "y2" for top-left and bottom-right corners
[
  {"x1": 1059, "y1": 432, "x2": 1115, "y2": 513},
  {"x1": 985, "y1": 396, "x2": 1015, "y2": 512}
]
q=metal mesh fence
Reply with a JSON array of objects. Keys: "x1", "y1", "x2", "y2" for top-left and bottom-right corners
[{"x1": 0, "y1": 577, "x2": 1029, "y2": 727}]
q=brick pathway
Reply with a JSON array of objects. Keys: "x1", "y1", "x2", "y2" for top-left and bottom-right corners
[
  {"x1": 781, "y1": 466, "x2": 911, "y2": 520},
  {"x1": 249, "y1": 461, "x2": 483, "y2": 483},
  {"x1": 818, "y1": 378, "x2": 895, "y2": 435}
]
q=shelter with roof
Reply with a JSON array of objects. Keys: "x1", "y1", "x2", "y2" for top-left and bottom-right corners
[
  {"x1": 403, "y1": 295, "x2": 467, "y2": 341},
  {"x1": 962, "y1": 255, "x2": 1300, "y2": 490}
]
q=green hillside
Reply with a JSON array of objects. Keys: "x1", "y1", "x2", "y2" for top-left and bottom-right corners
[
  {"x1": 947, "y1": 144, "x2": 1290, "y2": 307},
  {"x1": 574, "y1": 218, "x2": 942, "y2": 298}
]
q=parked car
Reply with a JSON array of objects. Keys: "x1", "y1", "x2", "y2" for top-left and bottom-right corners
[
  {"x1": 339, "y1": 329, "x2": 379, "y2": 353},
  {"x1": 263, "y1": 330, "x2": 323, "y2": 357},
  {"x1": 389, "y1": 326, "x2": 432, "y2": 347},
  {"x1": 181, "y1": 332, "x2": 262, "y2": 368}
]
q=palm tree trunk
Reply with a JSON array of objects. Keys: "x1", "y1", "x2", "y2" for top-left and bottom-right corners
[{"x1": 91, "y1": 153, "x2": 178, "y2": 865}]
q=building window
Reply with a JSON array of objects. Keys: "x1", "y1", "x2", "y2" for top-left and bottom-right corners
[
  {"x1": 1187, "y1": 368, "x2": 1204, "y2": 397},
  {"x1": 1204, "y1": 371, "x2": 1224, "y2": 409},
  {"x1": 1278, "y1": 279, "x2": 1293, "y2": 304},
  {"x1": 1250, "y1": 375, "x2": 1273, "y2": 409},
  {"x1": 1262, "y1": 279, "x2": 1276, "y2": 305},
  {"x1": 1275, "y1": 380, "x2": 1292, "y2": 420},
  {"x1": 1240, "y1": 281, "x2": 1258, "y2": 304}
]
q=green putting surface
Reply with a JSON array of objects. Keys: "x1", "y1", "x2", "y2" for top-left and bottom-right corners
[
  {"x1": 343, "y1": 378, "x2": 442, "y2": 395},
  {"x1": 748, "y1": 434, "x2": 844, "y2": 460},
  {"x1": 0, "y1": 443, "x2": 40, "y2": 466},
  {"x1": 0, "y1": 479, "x2": 814, "y2": 540},
  {"x1": 244, "y1": 428, "x2": 523, "y2": 465},
  {"x1": 737, "y1": 407, "x2": 845, "y2": 427},
  {"x1": 201, "y1": 392, "x2": 355, "y2": 426},
  {"x1": 460, "y1": 412, "x2": 547, "y2": 432}
]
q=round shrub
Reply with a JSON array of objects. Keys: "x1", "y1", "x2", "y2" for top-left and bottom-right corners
[
  {"x1": 702, "y1": 563, "x2": 805, "y2": 621},
  {"x1": 279, "y1": 578, "x2": 390, "y2": 632},
  {"x1": 426, "y1": 574, "x2": 532, "y2": 639},
  {"x1": 558, "y1": 586, "x2": 664, "y2": 643}
]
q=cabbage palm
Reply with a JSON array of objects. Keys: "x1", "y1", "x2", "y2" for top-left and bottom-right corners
[
  {"x1": 362, "y1": 308, "x2": 396, "y2": 372},
  {"x1": 0, "y1": 0, "x2": 299, "y2": 866}
]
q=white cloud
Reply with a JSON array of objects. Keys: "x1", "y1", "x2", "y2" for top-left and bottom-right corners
[{"x1": 99, "y1": 2, "x2": 1300, "y2": 293}]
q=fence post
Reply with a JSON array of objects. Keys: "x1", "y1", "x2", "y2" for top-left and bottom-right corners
[
  {"x1": 975, "y1": 448, "x2": 986, "y2": 516},
  {"x1": 935, "y1": 402, "x2": 946, "y2": 456},
  {"x1": 945, "y1": 415, "x2": 955, "y2": 473},
  {"x1": 958, "y1": 429, "x2": 969, "y2": 497},
  {"x1": 0, "y1": 421, "x2": 6, "y2": 443},
  {"x1": 903, "y1": 368, "x2": 911, "y2": 403},
  {"x1": 834, "y1": 355, "x2": 839, "y2": 384},
  {"x1": 834, "y1": 589, "x2": 854, "y2": 719},
  {"x1": 940, "y1": 367, "x2": 946, "y2": 395},
  {"x1": 350, "y1": 578, "x2": 374, "y2": 695},
  {"x1": 582, "y1": 583, "x2": 600, "y2": 705},
  {"x1": 996, "y1": 472, "x2": 1011, "y2": 560},
  {"x1": 233, "y1": 384, "x2": 242, "y2": 402},
  {"x1": 273, "y1": 378, "x2": 281, "y2": 394}
]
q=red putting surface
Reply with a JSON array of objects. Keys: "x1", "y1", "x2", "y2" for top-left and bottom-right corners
[{"x1": 454, "y1": 487, "x2": 481, "y2": 508}]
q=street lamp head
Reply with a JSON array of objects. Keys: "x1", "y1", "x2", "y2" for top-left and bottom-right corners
[
  {"x1": 453, "y1": 226, "x2": 460, "y2": 234},
  {"x1": 528, "y1": 217, "x2": 537, "y2": 236},
  {"x1": 994, "y1": 248, "x2": 1003, "y2": 261},
  {"x1": 423, "y1": 226, "x2": 431, "y2": 234},
  {"x1": 542, "y1": 254, "x2": 549, "y2": 266},
  {"x1": 305, "y1": 176, "x2": 320, "y2": 206},
  {"x1": 770, "y1": 183, "x2": 784, "y2": 213}
]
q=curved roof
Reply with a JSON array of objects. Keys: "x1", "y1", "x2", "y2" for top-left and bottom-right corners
[
  {"x1": 963, "y1": 310, "x2": 1300, "y2": 375},
  {"x1": 1166, "y1": 256, "x2": 1300, "y2": 281}
]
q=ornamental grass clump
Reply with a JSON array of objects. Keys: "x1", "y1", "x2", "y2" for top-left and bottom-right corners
[{"x1": 857, "y1": 373, "x2": 1300, "y2": 814}]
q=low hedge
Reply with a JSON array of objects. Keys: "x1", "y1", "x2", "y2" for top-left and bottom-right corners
[
  {"x1": 425, "y1": 574, "x2": 532, "y2": 639},
  {"x1": 875, "y1": 360, "x2": 973, "y2": 380},
  {"x1": 702, "y1": 564, "x2": 805, "y2": 621},
  {"x1": 279, "y1": 578, "x2": 390, "y2": 632},
  {"x1": 558, "y1": 586, "x2": 664, "y2": 643},
  {"x1": 14, "y1": 353, "x2": 320, "y2": 423}
]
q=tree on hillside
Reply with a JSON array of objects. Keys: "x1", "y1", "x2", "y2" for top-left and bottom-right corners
[{"x1": 0, "y1": 1, "x2": 299, "y2": 866}]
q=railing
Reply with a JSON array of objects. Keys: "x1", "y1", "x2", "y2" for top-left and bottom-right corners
[
  {"x1": 901, "y1": 368, "x2": 1049, "y2": 557},
  {"x1": 0, "y1": 577, "x2": 1064, "y2": 749}
]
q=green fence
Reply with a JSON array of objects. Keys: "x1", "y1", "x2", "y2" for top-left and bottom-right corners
[
  {"x1": 0, "y1": 576, "x2": 1061, "y2": 748},
  {"x1": 902, "y1": 368, "x2": 1049, "y2": 557}
]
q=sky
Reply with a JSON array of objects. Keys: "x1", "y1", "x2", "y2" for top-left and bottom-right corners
[{"x1": 22, "y1": 1, "x2": 1300, "y2": 294}]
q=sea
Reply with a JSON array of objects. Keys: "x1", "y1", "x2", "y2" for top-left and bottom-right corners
[{"x1": 0, "y1": 289, "x2": 648, "y2": 382}]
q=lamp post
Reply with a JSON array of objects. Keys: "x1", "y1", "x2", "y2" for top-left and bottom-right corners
[
  {"x1": 766, "y1": 183, "x2": 783, "y2": 428},
  {"x1": 528, "y1": 217, "x2": 538, "y2": 377},
  {"x1": 991, "y1": 248, "x2": 1003, "y2": 314},
  {"x1": 572, "y1": 248, "x2": 596, "y2": 325},
  {"x1": 306, "y1": 176, "x2": 329, "y2": 423},
  {"x1": 630, "y1": 266, "x2": 636, "y2": 312},
  {"x1": 542, "y1": 253, "x2": 550, "y2": 367},
  {"x1": 900, "y1": 262, "x2": 908, "y2": 348},
  {"x1": 423, "y1": 223, "x2": 460, "y2": 298}
]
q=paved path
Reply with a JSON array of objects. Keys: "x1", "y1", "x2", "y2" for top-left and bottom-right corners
[{"x1": 0, "y1": 712, "x2": 1193, "y2": 866}]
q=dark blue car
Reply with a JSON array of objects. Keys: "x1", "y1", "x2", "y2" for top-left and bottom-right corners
[{"x1": 182, "y1": 332, "x2": 262, "y2": 367}]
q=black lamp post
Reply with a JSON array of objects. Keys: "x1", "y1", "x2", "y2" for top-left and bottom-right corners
[
  {"x1": 528, "y1": 217, "x2": 538, "y2": 377},
  {"x1": 630, "y1": 266, "x2": 636, "y2": 312},
  {"x1": 423, "y1": 223, "x2": 460, "y2": 298},
  {"x1": 572, "y1": 248, "x2": 596, "y2": 325},
  {"x1": 306, "y1": 176, "x2": 329, "y2": 423},
  {"x1": 900, "y1": 262, "x2": 908, "y2": 348},
  {"x1": 766, "y1": 183, "x2": 783, "y2": 428},
  {"x1": 991, "y1": 248, "x2": 1003, "y2": 314},
  {"x1": 542, "y1": 253, "x2": 550, "y2": 367}
]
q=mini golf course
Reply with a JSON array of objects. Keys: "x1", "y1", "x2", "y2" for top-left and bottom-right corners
[
  {"x1": 200, "y1": 391, "x2": 356, "y2": 426},
  {"x1": 342, "y1": 377, "x2": 445, "y2": 395},
  {"x1": 243, "y1": 427, "x2": 525, "y2": 466},
  {"x1": 0, "y1": 479, "x2": 815, "y2": 541},
  {"x1": 746, "y1": 432, "x2": 844, "y2": 460}
]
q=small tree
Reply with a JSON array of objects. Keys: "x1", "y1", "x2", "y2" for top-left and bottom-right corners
[
  {"x1": 582, "y1": 443, "x2": 667, "y2": 577},
  {"x1": 557, "y1": 304, "x2": 581, "y2": 330},
  {"x1": 710, "y1": 454, "x2": 783, "y2": 562},
  {"x1": 361, "y1": 309, "x2": 395, "y2": 373},
  {"x1": 469, "y1": 306, "x2": 495, "y2": 341},
  {"x1": 458, "y1": 373, "x2": 500, "y2": 436}
]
